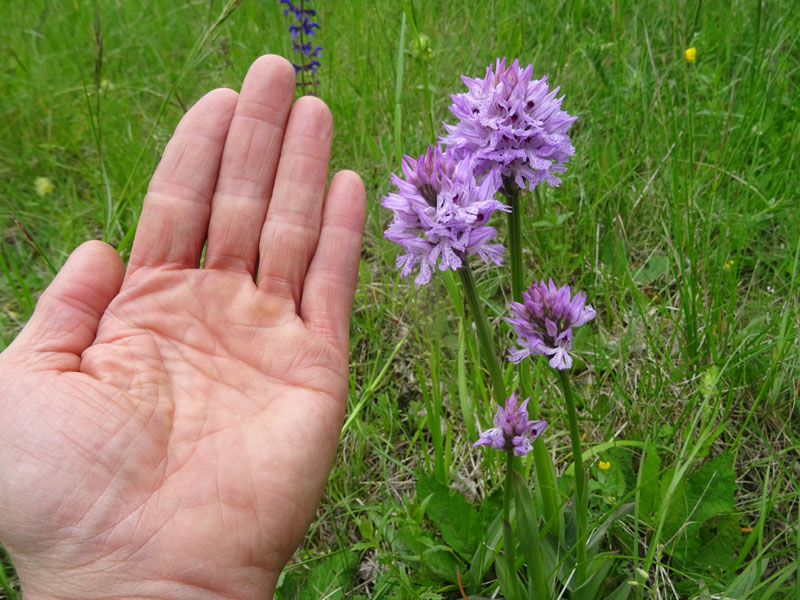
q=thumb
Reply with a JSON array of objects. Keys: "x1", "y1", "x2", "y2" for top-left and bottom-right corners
[{"x1": 7, "y1": 240, "x2": 125, "y2": 370}]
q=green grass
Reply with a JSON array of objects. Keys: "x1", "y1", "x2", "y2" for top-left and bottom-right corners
[{"x1": 2, "y1": 0, "x2": 799, "y2": 598}]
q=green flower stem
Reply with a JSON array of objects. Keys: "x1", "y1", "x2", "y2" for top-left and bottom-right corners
[
  {"x1": 532, "y1": 437, "x2": 564, "y2": 543},
  {"x1": 502, "y1": 180, "x2": 524, "y2": 303},
  {"x1": 512, "y1": 470, "x2": 549, "y2": 600},
  {"x1": 558, "y1": 369, "x2": 587, "y2": 591},
  {"x1": 503, "y1": 451, "x2": 522, "y2": 599},
  {"x1": 503, "y1": 450, "x2": 515, "y2": 542},
  {"x1": 502, "y1": 180, "x2": 564, "y2": 543},
  {"x1": 457, "y1": 262, "x2": 506, "y2": 402}
]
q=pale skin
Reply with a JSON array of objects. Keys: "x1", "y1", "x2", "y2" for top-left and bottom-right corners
[{"x1": 0, "y1": 55, "x2": 366, "y2": 599}]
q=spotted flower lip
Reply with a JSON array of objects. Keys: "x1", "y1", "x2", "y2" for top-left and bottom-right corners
[
  {"x1": 473, "y1": 392, "x2": 547, "y2": 457},
  {"x1": 382, "y1": 145, "x2": 509, "y2": 285},
  {"x1": 441, "y1": 58, "x2": 577, "y2": 192},
  {"x1": 507, "y1": 278, "x2": 596, "y2": 370}
]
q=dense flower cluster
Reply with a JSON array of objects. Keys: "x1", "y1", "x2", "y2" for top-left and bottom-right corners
[
  {"x1": 382, "y1": 146, "x2": 508, "y2": 285},
  {"x1": 474, "y1": 392, "x2": 547, "y2": 456},
  {"x1": 507, "y1": 279, "x2": 596, "y2": 370},
  {"x1": 280, "y1": 0, "x2": 321, "y2": 75},
  {"x1": 383, "y1": 59, "x2": 578, "y2": 284},
  {"x1": 441, "y1": 58, "x2": 577, "y2": 192}
]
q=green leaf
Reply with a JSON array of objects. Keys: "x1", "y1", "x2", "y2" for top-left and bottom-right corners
[
  {"x1": 572, "y1": 554, "x2": 614, "y2": 600},
  {"x1": 275, "y1": 568, "x2": 303, "y2": 600},
  {"x1": 599, "y1": 234, "x2": 628, "y2": 277},
  {"x1": 696, "y1": 516, "x2": 742, "y2": 572},
  {"x1": 586, "y1": 503, "x2": 634, "y2": 557},
  {"x1": 697, "y1": 422, "x2": 727, "y2": 459},
  {"x1": 512, "y1": 472, "x2": 549, "y2": 599},
  {"x1": 390, "y1": 525, "x2": 429, "y2": 565},
  {"x1": 604, "y1": 579, "x2": 634, "y2": 600},
  {"x1": 469, "y1": 500, "x2": 504, "y2": 587},
  {"x1": 661, "y1": 453, "x2": 740, "y2": 571},
  {"x1": 417, "y1": 474, "x2": 482, "y2": 561},
  {"x1": 494, "y1": 551, "x2": 525, "y2": 600},
  {"x1": 632, "y1": 253, "x2": 670, "y2": 285},
  {"x1": 639, "y1": 440, "x2": 660, "y2": 524},
  {"x1": 358, "y1": 515, "x2": 374, "y2": 541},
  {"x1": 477, "y1": 487, "x2": 504, "y2": 526},
  {"x1": 540, "y1": 533, "x2": 572, "y2": 589},
  {"x1": 601, "y1": 458, "x2": 628, "y2": 499},
  {"x1": 687, "y1": 454, "x2": 737, "y2": 524},
  {"x1": 727, "y1": 557, "x2": 770, "y2": 597},
  {"x1": 302, "y1": 552, "x2": 359, "y2": 600},
  {"x1": 276, "y1": 551, "x2": 360, "y2": 600},
  {"x1": 421, "y1": 545, "x2": 464, "y2": 583}
]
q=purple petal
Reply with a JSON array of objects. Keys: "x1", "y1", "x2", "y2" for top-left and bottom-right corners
[
  {"x1": 381, "y1": 145, "x2": 505, "y2": 285},
  {"x1": 548, "y1": 347, "x2": 572, "y2": 370}
]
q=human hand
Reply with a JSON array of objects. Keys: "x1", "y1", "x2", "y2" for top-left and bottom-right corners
[{"x1": 0, "y1": 55, "x2": 365, "y2": 599}]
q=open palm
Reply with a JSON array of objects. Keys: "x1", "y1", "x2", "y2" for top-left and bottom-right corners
[{"x1": 0, "y1": 56, "x2": 365, "y2": 600}]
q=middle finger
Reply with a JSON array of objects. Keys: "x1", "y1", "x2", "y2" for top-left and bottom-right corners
[{"x1": 203, "y1": 55, "x2": 296, "y2": 274}]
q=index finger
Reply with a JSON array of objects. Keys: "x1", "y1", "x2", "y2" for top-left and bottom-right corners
[
  {"x1": 300, "y1": 170, "x2": 366, "y2": 345},
  {"x1": 127, "y1": 88, "x2": 239, "y2": 274}
]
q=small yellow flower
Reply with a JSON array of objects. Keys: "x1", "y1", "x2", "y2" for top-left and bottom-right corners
[
  {"x1": 598, "y1": 460, "x2": 611, "y2": 471},
  {"x1": 34, "y1": 176, "x2": 54, "y2": 197},
  {"x1": 723, "y1": 259, "x2": 735, "y2": 270},
  {"x1": 685, "y1": 47, "x2": 697, "y2": 63}
]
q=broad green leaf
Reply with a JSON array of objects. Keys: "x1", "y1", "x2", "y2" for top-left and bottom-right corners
[
  {"x1": 389, "y1": 525, "x2": 429, "y2": 566},
  {"x1": 276, "y1": 551, "x2": 360, "y2": 600},
  {"x1": 696, "y1": 516, "x2": 742, "y2": 572},
  {"x1": 417, "y1": 474, "x2": 482, "y2": 561},
  {"x1": 661, "y1": 453, "x2": 739, "y2": 570},
  {"x1": 632, "y1": 253, "x2": 670, "y2": 285},
  {"x1": 358, "y1": 516, "x2": 374, "y2": 541},
  {"x1": 421, "y1": 545, "x2": 464, "y2": 584},
  {"x1": 686, "y1": 454, "x2": 737, "y2": 524},
  {"x1": 304, "y1": 551, "x2": 359, "y2": 599},
  {"x1": 602, "y1": 458, "x2": 629, "y2": 499}
]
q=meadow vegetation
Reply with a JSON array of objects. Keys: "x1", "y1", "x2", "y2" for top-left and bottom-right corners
[{"x1": 1, "y1": 0, "x2": 799, "y2": 598}]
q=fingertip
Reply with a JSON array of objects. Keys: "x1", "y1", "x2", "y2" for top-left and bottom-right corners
[
  {"x1": 9, "y1": 241, "x2": 125, "y2": 366},
  {"x1": 47, "y1": 240, "x2": 125, "y2": 323},
  {"x1": 73, "y1": 240, "x2": 126, "y2": 286},
  {"x1": 242, "y1": 54, "x2": 297, "y2": 102},
  {"x1": 328, "y1": 170, "x2": 366, "y2": 230},
  {"x1": 279, "y1": 95, "x2": 334, "y2": 161},
  {"x1": 333, "y1": 169, "x2": 365, "y2": 193},
  {"x1": 175, "y1": 88, "x2": 239, "y2": 136},
  {"x1": 196, "y1": 87, "x2": 240, "y2": 110},
  {"x1": 293, "y1": 95, "x2": 333, "y2": 139},
  {"x1": 252, "y1": 54, "x2": 297, "y2": 79}
]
